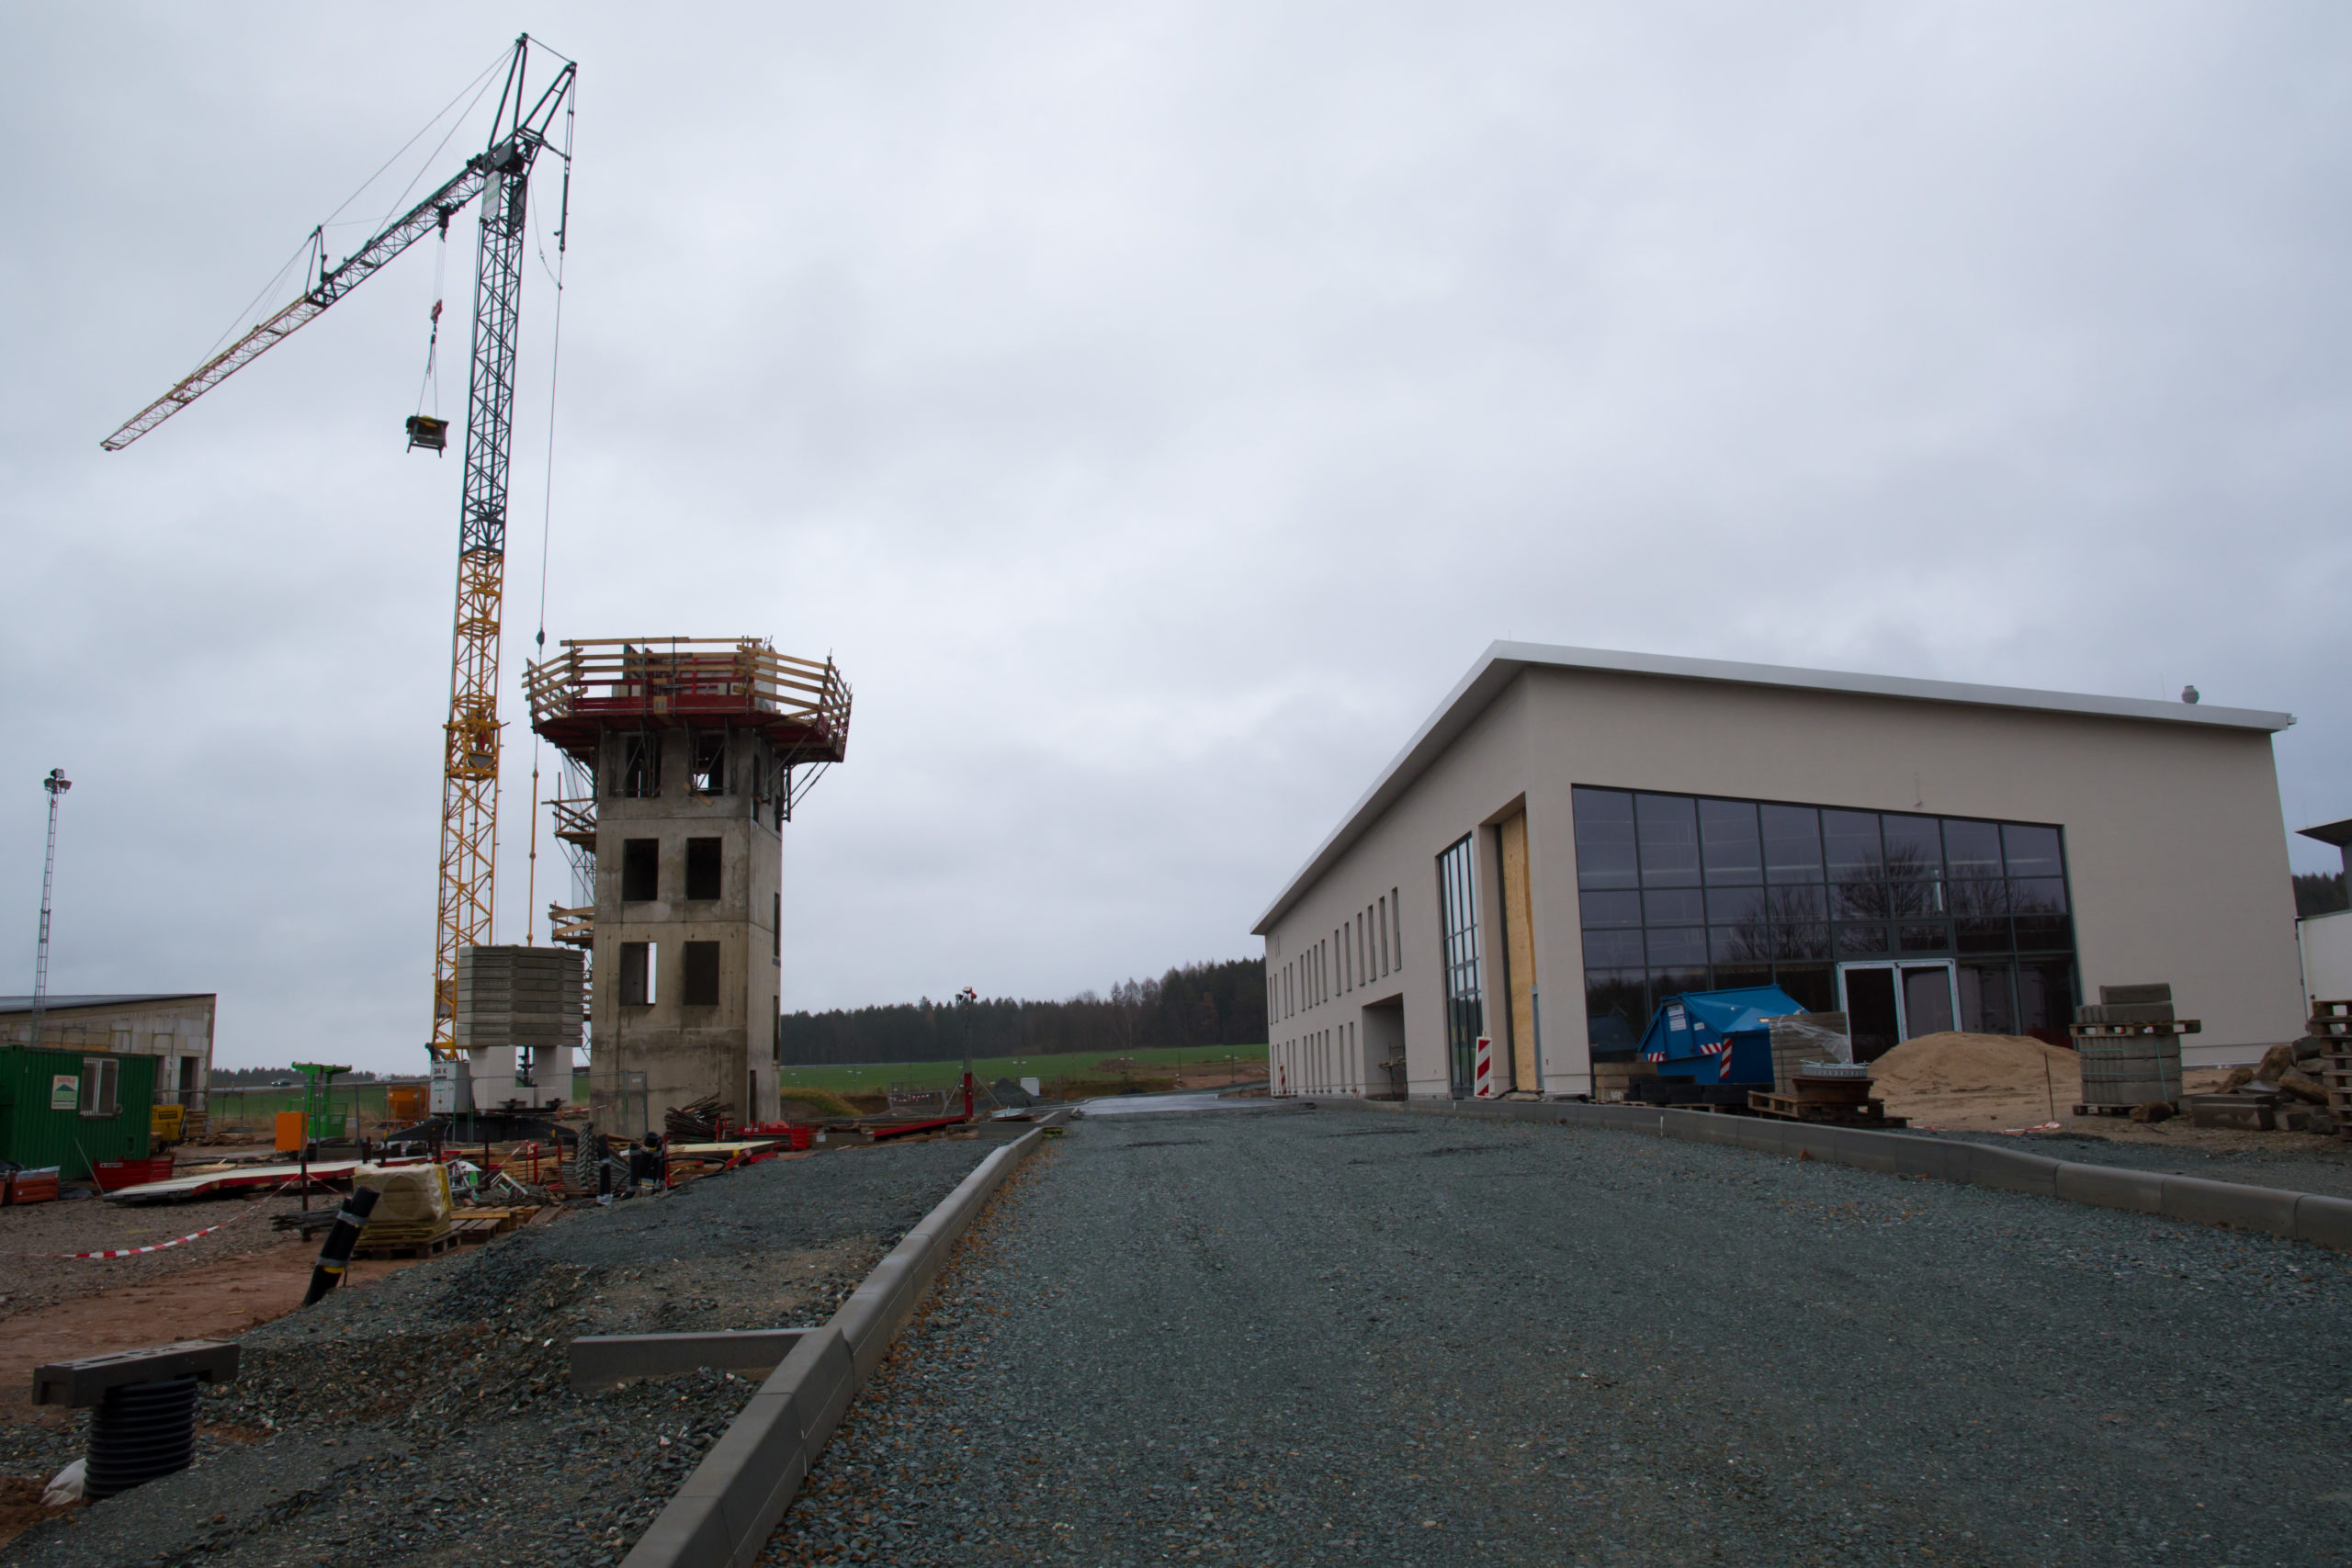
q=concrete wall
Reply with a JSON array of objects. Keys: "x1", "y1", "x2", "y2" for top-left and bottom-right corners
[
  {"x1": 0, "y1": 996, "x2": 215, "y2": 1111},
  {"x1": 2300, "y1": 910, "x2": 2352, "y2": 1011},
  {"x1": 589, "y1": 729, "x2": 784, "y2": 1135},
  {"x1": 1262, "y1": 657, "x2": 2302, "y2": 1102}
]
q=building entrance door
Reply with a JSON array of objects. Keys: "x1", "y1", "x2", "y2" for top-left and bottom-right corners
[{"x1": 1837, "y1": 961, "x2": 1958, "y2": 1061}]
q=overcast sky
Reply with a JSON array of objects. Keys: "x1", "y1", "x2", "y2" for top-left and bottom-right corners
[{"x1": 4, "y1": 4, "x2": 2347, "y2": 1072}]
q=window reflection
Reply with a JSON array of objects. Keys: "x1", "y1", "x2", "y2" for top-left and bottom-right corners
[{"x1": 1577, "y1": 788, "x2": 2075, "y2": 1054}]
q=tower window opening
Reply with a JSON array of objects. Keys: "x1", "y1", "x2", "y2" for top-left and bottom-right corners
[
  {"x1": 692, "y1": 734, "x2": 728, "y2": 795},
  {"x1": 685, "y1": 838, "x2": 722, "y2": 900},
  {"x1": 618, "y1": 736, "x2": 662, "y2": 798},
  {"x1": 618, "y1": 942, "x2": 654, "y2": 1006},
  {"x1": 682, "y1": 942, "x2": 721, "y2": 1006},
  {"x1": 622, "y1": 839, "x2": 660, "y2": 902}
]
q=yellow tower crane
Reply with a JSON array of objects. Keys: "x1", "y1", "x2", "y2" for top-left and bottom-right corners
[{"x1": 103, "y1": 38, "x2": 576, "y2": 1062}]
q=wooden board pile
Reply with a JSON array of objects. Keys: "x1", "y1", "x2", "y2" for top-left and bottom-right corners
[{"x1": 665, "y1": 1095, "x2": 731, "y2": 1142}]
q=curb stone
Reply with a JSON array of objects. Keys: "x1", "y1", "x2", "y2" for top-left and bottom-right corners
[{"x1": 620, "y1": 1117, "x2": 1059, "y2": 1568}]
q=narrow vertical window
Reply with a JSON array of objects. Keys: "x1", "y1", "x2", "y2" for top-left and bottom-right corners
[
  {"x1": 622, "y1": 839, "x2": 660, "y2": 901},
  {"x1": 685, "y1": 837, "x2": 722, "y2": 900},
  {"x1": 1437, "y1": 835, "x2": 1484, "y2": 1098},
  {"x1": 1392, "y1": 887, "x2": 1403, "y2": 969},
  {"x1": 682, "y1": 942, "x2": 721, "y2": 1006},
  {"x1": 618, "y1": 942, "x2": 653, "y2": 1006}
]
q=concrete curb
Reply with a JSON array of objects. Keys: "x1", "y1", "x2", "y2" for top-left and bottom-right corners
[
  {"x1": 1342, "y1": 1096, "x2": 2351, "y2": 1252},
  {"x1": 620, "y1": 1119, "x2": 1059, "y2": 1568}
]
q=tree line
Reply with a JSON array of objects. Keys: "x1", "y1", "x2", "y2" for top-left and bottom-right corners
[{"x1": 779, "y1": 957, "x2": 1268, "y2": 1066}]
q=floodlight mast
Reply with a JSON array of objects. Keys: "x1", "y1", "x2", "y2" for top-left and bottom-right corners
[
  {"x1": 29, "y1": 770, "x2": 71, "y2": 1051},
  {"x1": 99, "y1": 38, "x2": 577, "y2": 1064}
]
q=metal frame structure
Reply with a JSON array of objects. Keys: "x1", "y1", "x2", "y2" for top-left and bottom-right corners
[
  {"x1": 28, "y1": 770, "x2": 71, "y2": 1051},
  {"x1": 101, "y1": 39, "x2": 577, "y2": 1062}
]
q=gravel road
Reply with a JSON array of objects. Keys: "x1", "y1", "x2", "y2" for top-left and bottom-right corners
[
  {"x1": 763, "y1": 1104, "x2": 2352, "y2": 1567},
  {"x1": 1, "y1": 1135, "x2": 1000, "y2": 1567}
]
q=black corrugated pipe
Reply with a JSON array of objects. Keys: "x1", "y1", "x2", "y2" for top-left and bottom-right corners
[{"x1": 301, "y1": 1184, "x2": 381, "y2": 1306}]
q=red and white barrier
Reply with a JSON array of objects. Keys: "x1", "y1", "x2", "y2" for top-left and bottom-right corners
[{"x1": 1474, "y1": 1036, "x2": 1495, "y2": 1098}]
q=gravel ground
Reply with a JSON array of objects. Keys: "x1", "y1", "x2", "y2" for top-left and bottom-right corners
[
  {"x1": 0, "y1": 1190, "x2": 325, "y2": 1324},
  {"x1": 0, "y1": 1136, "x2": 998, "y2": 1567},
  {"x1": 763, "y1": 1104, "x2": 2352, "y2": 1567},
  {"x1": 1919, "y1": 1127, "x2": 2352, "y2": 1201}
]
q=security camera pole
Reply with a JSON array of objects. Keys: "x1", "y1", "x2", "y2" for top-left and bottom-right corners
[{"x1": 29, "y1": 770, "x2": 71, "y2": 1051}]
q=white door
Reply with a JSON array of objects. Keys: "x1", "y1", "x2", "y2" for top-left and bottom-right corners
[{"x1": 1837, "y1": 960, "x2": 1958, "y2": 1061}]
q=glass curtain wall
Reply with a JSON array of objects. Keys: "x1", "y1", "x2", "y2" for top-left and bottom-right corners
[
  {"x1": 1436, "y1": 834, "x2": 1484, "y2": 1097},
  {"x1": 1573, "y1": 786, "x2": 2077, "y2": 1056}
]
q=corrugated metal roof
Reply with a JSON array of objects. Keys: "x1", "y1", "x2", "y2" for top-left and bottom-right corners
[
  {"x1": 0, "y1": 995, "x2": 213, "y2": 1015},
  {"x1": 1253, "y1": 641, "x2": 2295, "y2": 935}
]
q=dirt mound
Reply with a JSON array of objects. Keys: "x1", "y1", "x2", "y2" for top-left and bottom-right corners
[{"x1": 1868, "y1": 1032, "x2": 2075, "y2": 1098}]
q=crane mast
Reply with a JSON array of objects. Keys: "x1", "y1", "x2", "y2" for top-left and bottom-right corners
[{"x1": 102, "y1": 38, "x2": 576, "y2": 1064}]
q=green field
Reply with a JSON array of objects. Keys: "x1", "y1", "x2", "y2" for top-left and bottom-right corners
[{"x1": 776, "y1": 1044, "x2": 1269, "y2": 1097}]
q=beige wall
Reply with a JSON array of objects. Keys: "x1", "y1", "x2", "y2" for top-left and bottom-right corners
[
  {"x1": 0, "y1": 996, "x2": 216, "y2": 1108},
  {"x1": 1265, "y1": 665, "x2": 2301, "y2": 1100}
]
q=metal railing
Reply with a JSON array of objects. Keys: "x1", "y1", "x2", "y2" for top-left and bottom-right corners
[{"x1": 524, "y1": 637, "x2": 851, "y2": 746}]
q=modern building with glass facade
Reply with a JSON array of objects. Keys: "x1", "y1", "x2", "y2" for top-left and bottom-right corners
[{"x1": 1254, "y1": 644, "x2": 2301, "y2": 1100}]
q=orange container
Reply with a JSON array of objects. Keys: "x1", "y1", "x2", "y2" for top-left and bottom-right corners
[
  {"x1": 386, "y1": 1086, "x2": 426, "y2": 1123},
  {"x1": 275, "y1": 1110, "x2": 306, "y2": 1152}
]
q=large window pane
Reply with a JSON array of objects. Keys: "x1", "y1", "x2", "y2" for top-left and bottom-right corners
[
  {"x1": 1699, "y1": 799, "x2": 1761, "y2": 885},
  {"x1": 1765, "y1": 885, "x2": 1826, "y2": 922},
  {"x1": 1955, "y1": 917, "x2": 2012, "y2": 953},
  {"x1": 1942, "y1": 819, "x2": 2003, "y2": 878},
  {"x1": 1635, "y1": 794, "x2": 1701, "y2": 886},
  {"x1": 1437, "y1": 835, "x2": 1484, "y2": 1096},
  {"x1": 1643, "y1": 889, "x2": 1704, "y2": 926},
  {"x1": 1706, "y1": 886, "x2": 1768, "y2": 924},
  {"x1": 1773, "y1": 963, "x2": 1836, "y2": 1012},
  {"x1": 1712, "y1": 964, "x2": 1773, "y2": 993},
  {"x1": 1583, "y1": 929, "x2": 1644, "y2": 969},
  {"x1": 1711, "y1": 926, "x2": 1773, "y2": 964},
  {"x1": 2002, "y1": 824, "x2": 2064, "y2": 878},
  {"x1": 2009, "y1": 877, "x2": 2068, "y2": 914},
  {"x1": 1899, "y1": 923, "x2": 1951, "y2": 953},
  {"x1": 2013, "y1": 914, "x2": 2074, "y2": 952},
  {"x1": 1833, "y1": 882, "x2": 1893, "y2": 919},
  {"x1": 1584, "y1": 969, "x2": 1648, "y2": 1056},
  {"x1": 1771, "y1": 923, "x2": 1830, "y2": 960},
  {"x1": 1579, "y1": 890, "x2": 1643, "y2": 928},
  {"x1": 1881, "y1": 814, "x2": 1942, "y2": 881},
  {"x1": 1648, "y1": 964, "x2": 1708, "y2": 1004},
  {"x1": 1837, "y1": 923, "x2": 1890, "y2": 956},
  {"x1": 1948, "y1": 880, "x2": 2010, "y2": 916},
  {"x1": 2016, "y1": 959, "x2": 2077, "y2": 1043},
  {"x1": 1572, "y1": 787, "x2": 1639, "y2": 890},
  {"x1": 1762, "y1": 805, "x2": 1824, "y2": 884},
  {"x1": 1823, "y1": 810, "x2": 1883, "y2": 882},
  {"x1": 1959, "y1": 964, "x2": 2017, "y2": 1033},
  {"x1": 1645, "y1": 926, "x2": 1707, "y2": 966}
]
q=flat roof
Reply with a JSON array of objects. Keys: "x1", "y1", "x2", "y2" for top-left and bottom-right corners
[
  {"x1": 1253, "y1": 642, "x2": 2295, "y2": 935},
  {"x1": 0, "y1": 994, "x2": 213, "y2": 1016}
]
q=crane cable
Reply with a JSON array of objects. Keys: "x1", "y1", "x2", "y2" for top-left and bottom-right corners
[
  {"x1": 415, "y1": 215, "x2": 448, "y2": 419},
  {"x1": 525, "y1": 86, "x2": 575, "y2": 948}
]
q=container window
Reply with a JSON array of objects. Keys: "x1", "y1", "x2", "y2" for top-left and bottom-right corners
[{"x1": 80, "y1": 1056, "x2": 119, "y2": 1119}]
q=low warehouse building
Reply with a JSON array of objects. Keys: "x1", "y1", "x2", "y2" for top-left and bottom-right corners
[
  {"x1": 1253, "y1": 644, "x2": 2302, "y2": 1100},
  {"x1": 0, "y1": 994, "x2": 216, "y2": 1112}
]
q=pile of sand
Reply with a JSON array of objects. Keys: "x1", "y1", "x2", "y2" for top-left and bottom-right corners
[{"x1": 1868, "y1": 1032, "x2": 2078, "y2": 1100}]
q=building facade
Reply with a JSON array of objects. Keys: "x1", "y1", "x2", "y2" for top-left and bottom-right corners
[
  {"x1": 0, "y1": 994, "x2": 215, "y2": 1111},
  {"x1": 1254, "y1": 645, "x2": 2302, "y2": 1100}
]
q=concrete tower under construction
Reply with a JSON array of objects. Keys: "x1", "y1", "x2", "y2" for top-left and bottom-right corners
[{"x1": 526, "y1": 637, "x2": 852, "y2": 1135}]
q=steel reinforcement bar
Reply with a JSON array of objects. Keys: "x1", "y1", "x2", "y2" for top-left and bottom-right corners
[
  {"x1": 1340, "y1": 1096, "x2": 2352, "y2": 1252},
  {"x1": 619, "y1": 1119, "x2": 1059, "y2": 1568}
]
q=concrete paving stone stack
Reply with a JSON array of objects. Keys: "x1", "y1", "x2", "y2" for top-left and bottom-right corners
[
  {"x1": 2073, "y1": 983, "x2": 2188, "y2": 1112},
  {"x1": 453, "y1": 944, "x2": 585, "y2": 1055}
]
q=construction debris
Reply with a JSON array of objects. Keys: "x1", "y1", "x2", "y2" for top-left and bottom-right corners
[{"x1": 665, "y1": 1096, "x2": 731, "y2": 1143}]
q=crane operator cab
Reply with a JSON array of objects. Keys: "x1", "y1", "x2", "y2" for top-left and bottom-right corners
[{"x1": 406, "y1": 414, "x2": 449, "y2": 453}]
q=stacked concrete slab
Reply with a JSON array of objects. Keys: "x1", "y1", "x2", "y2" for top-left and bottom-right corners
[{"x1": 456, "y1": 944, "x2": 583, "y2": 1109}]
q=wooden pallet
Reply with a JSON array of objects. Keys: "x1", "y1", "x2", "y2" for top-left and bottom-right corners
[
  {"x1": 2070, "y1": 1102, "x2": 2167, "y2": 1118},
  {"x1": 353, "y1": 1231, "x2": 458, "y2": 1260},
  {"x1": 1747, "y1": 1091, "x2": 1907, "y2": 1128}
]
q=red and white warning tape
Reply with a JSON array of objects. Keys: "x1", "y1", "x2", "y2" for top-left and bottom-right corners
[{"x1": 51, "y1": 1223, "x2": 228, "y2": 1259}]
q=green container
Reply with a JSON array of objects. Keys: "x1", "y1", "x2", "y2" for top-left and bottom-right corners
[{"x1": 0, "y1": 1047, "x2": 155, "y2": 1180}]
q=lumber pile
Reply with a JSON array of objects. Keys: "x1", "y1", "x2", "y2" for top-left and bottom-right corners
[{"x1": 665, "y1": 1095, "x2": 730, "y2": 1142}]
